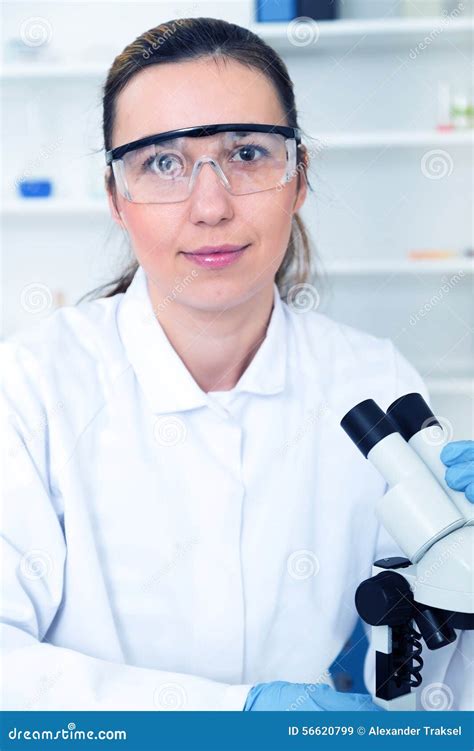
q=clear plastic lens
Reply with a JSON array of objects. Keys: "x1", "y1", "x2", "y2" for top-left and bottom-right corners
[{"x1": 113, "y1": 131, "x2": 296, "y2": 203}]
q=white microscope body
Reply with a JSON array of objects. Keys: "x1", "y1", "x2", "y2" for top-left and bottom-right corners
[{"x1": 341, "y1": 393, "x2": 473, "y2": 710}]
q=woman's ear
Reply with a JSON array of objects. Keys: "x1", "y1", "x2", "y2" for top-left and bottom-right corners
[
  {"x1": 292, "y1": 146, "x2": 309, "y2": 213},
  {"x1": 293, "y1": 176, "x2": 308, "y2": 213},
  {"x1": 105, "y1": 168, "x2": 126, "y2": 229}
]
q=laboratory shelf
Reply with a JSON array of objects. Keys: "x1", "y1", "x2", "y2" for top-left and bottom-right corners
[
  {"x1": 312, "y1": 130, "x2": 474, "y2": 149},
  {"x1": 250, "y1": 17, "x2": 474, "y2": 51},
  {"x1": 1, "y1": 17, "x2": 472, "y2": 80},
  {"x1": 1, "y1": 62, "x2": 108, "y2": 79},
  {"x1": 1, "y1": 199, "x2": 109, "y2": 216},
  {"x1": 320, "y1": 258, "x2": 474, "y2": 275}
]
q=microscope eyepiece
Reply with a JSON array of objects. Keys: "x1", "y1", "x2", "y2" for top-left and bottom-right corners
[
  {"x1": 340, "y1": 398, "x2": 398, "y2": 458},
  {"x1": 387, "y1": 392, "x2": 440, "y2": 442}
]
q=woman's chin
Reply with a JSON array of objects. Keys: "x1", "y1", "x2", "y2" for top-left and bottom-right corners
[{"x1": 177, "y1": 278, "x2": 256, "y2": 314}]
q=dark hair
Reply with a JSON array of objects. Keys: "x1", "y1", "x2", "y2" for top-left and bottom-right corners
[{"x1": 87, "y1": 16, "x2": 315, "y2": 302}]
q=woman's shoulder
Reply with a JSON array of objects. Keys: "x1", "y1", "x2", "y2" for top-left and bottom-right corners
[
  {"x1": 1, "y1": 293, "x2": 126, "y2": 402},
  {"x1": 282, "y1": 297, "x2": 394, "y2": 362},
  {"x1": 281, "y1": 299, "x2": 428, "y2": 408},
  {"x1": 4, "y1": 293, "x2": 121, "y2": 356}
]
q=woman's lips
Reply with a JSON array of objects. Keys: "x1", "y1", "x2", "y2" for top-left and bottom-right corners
[{"x1": 181, "y1": 244, "x2": 250, "y2": 269}]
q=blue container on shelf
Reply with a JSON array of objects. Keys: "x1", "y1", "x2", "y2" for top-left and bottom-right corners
[
  {"x1": 256, "y1": 0, "x2": 296, "y2": 22},
  {"x1": 18, "y1": 179, "x2": 53, "y2": 198},
  {"x1": 297, "y1": 0, "x2": 338, "y2": 19}
]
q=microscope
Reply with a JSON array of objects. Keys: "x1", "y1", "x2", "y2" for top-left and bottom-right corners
[{"x1": 340, "y1": 393, "x2": 473, "y2": 711}]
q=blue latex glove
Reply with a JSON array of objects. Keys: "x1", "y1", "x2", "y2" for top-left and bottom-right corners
[
  {"x1": 440, "y1": 440, "x2": 474, "y2": 503},
  {"x1": 244, "y1": 681, "x2": 384, "y2": 711}
]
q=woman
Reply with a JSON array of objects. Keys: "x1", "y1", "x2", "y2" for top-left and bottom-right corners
[{"x1": 2, "y1": 17, "x2": 473, "y2": 712}]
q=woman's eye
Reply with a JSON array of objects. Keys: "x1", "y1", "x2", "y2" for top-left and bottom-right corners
[
  {"x1": 232, "y1": 144, "x2": 269, "y2": 163},
  {"x1": 143, "y1": 152, "x2": 184, "y2": 176}
]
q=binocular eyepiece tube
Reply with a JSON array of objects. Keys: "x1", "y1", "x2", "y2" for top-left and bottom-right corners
[{"x1": 340, "y1": 393, "x2": 468, "y2": 563}]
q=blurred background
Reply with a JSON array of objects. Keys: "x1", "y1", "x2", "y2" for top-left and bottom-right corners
[{"x1": 1, "y1": 0, "x2": 473, "y2": 691}]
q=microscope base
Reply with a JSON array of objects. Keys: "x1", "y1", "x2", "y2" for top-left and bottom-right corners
[
  {"x1": 374, "y1": 693, "x2": 416, "y2": 711},
  {"x1": 356, "y1": 555, "x2": 474, "y2": 711}
]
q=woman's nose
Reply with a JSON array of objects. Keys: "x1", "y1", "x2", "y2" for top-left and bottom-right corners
[{"x1": 188, "y1": 161, "x2": 234, "y2": 225}]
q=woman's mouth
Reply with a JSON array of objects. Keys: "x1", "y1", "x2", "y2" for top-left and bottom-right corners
[{"x1": 181, "y1": 244, "x2": 250, "y2": 269}]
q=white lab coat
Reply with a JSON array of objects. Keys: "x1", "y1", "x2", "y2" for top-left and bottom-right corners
[{"x1": 1, "y1": 264, "x2": 472, "y2": 711}]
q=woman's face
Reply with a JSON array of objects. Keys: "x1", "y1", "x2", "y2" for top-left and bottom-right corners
[{"x1": 107, "y1": 57, "x2": 307, "y2": 313}]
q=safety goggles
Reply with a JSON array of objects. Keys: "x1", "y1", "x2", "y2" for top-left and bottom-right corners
[{"x1": 105, "y1": 123, "x2": 302, "y2": 204}]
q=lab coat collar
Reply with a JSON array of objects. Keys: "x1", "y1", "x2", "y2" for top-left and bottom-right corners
[{"x1": 117, "y1": 265, "x2": 287, "y2": 414}]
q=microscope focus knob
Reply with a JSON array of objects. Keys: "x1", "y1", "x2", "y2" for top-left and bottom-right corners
[{"x1": 355, "y1": 571, "x2": 414, "y2": 627}]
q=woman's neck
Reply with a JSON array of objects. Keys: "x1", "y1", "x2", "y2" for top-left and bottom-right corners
[{"x1": 146, "y1": 280, "x2": 275, "y2": 393}]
